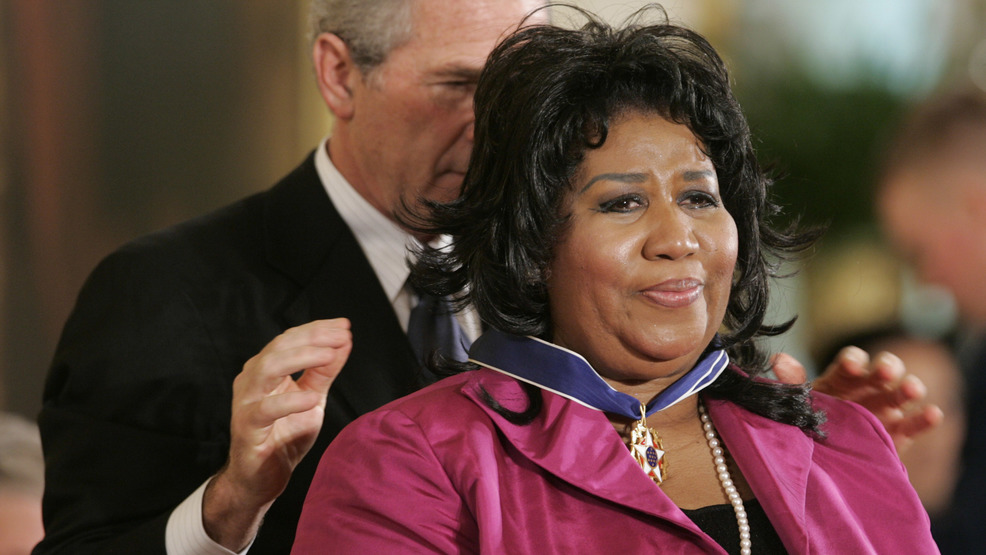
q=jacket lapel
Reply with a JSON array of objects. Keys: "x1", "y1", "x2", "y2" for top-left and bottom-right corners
[
  {"x1": 464, "y1": 371, "x2": 718, "y2": 546},
  {"x1": 261, "y1": 153, "x2": 421, "y2": 416},
  {"x1": 707, "y1": 398, "x2": 812, "y2": 553},
  {"x1": 465, "y1": 371, "x2": 816, "y2": 552}
]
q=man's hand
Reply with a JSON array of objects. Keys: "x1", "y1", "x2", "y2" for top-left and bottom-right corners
[
  {"x1": 203, "y1": 319, "x2": 352, "y2": 551},
  {"x1": 772, "y1": 347, "x2": 943, "y2": 451}
]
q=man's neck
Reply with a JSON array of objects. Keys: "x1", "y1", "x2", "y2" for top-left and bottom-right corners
[{"x1": 326, "y1": 134, "x2": 394, "y2": 221}]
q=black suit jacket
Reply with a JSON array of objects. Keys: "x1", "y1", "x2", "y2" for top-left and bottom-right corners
[{"x1": 35, "y1": 154, "x2": 425, "y2": 554}]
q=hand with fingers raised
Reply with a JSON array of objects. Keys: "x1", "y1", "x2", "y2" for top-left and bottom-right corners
[
  {"x1": 202, "y1": 318, "x2": 352, "y2": 551},
  {"x1": 772, "y1": 347, "x2": 942, "y2": 452}
]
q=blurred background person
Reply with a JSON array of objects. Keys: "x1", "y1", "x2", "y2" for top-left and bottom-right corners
[
  {"x1": 0, "y1": 412, "x2": 45, "y2": 555},
  {"x1": 878, "y1": 84, "x2": 986, "y2": 554}
]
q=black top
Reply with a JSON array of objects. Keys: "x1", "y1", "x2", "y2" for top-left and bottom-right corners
[{"x1": 684, "y1": 499, "x2": 788, "y2": 554}]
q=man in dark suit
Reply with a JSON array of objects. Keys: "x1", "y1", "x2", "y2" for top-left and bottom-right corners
[
  {"x1": 34, "y1": 1, "x2": 940, "y2": 553},
  {"x1": 35, "y1": 1, "x2": 544, "y2": 553},
  {"x1": 878, "y1": 85, "x2": 986, "y2": 554}
]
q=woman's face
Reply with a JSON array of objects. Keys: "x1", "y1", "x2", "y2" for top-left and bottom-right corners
[{"x1": 547, "y1": 112, "x2": 738, "y2": 386}]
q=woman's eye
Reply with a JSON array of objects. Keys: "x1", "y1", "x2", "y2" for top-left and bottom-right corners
[
  {"x1": 598, "y1": 194, "x2": 644, "y2": 213},
  {"x1": 681, "y1": 191, "x2": 720, "y2": 209}
]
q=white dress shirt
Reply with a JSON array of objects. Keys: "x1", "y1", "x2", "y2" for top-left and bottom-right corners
[
  {"x1": 165, "y1": 139, "x2": 479, "y2": 554},
  {"x1": 314, "y1": 138, "x2": 480, "y2": 338}
]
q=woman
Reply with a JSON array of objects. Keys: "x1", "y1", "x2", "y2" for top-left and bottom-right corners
[{"x1": 292, "y1": 10, "x2": 936, "y2": 554}]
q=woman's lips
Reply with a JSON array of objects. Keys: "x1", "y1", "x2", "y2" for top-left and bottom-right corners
[{"x1": 641, "y1": 279, "x2": 704, "y2": 308}]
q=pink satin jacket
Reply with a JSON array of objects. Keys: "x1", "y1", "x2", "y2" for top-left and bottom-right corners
[{"x1": 293, "y1": 368, "x2": 938, "y2": 554}]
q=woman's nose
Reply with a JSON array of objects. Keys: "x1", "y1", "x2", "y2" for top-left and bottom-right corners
[{"x1": 642, "y1": 208, "x2": 699, "y2": 261}]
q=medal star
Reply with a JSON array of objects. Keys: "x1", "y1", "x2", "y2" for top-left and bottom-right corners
[{"x1": 629, "y1": 420, "x2": 667, "y2": 484}]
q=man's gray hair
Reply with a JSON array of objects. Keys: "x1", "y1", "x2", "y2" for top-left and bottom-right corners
[{"x1": 309, "y1": 0, "x2": 415, "y2": 73}]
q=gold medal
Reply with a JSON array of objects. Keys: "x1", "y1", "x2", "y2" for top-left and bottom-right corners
[{"x1": 628, "y1": 403, "x2": 666, "y2": 485}]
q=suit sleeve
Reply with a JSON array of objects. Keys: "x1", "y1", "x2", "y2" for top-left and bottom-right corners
[
  {"x1": 292, "y1": 408, "x2": 477, "y2": 554},
  {"x1": 34, "y1": 244, "x2": 233, "y2": 555}
]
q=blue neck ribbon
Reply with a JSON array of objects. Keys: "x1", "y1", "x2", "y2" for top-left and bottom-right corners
[{"x1": 468, "y1": 329, "x2": 729, "y2": 420}]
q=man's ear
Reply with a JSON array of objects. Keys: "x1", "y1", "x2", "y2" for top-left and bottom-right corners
[{"x1": 313, "y1": 33, "x2": 359, "y2": 120}]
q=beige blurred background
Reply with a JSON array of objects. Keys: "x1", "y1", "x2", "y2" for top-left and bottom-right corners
[{"x1": 1, "y1": 0, "x2": 985, "y2": 419}]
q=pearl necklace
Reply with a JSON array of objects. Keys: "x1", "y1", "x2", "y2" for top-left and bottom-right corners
[{"x1": 699, "y1": 400, "x2": 752, "y2": 555}]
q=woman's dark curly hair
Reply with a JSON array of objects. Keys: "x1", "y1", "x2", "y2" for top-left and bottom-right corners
[{"x1": 405, "y1": 5, "x2": 824, "y2": 432}]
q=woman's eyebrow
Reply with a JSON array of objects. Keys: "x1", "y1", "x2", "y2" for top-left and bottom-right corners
[
  {"x1": 683, "y1": 169, "x2": 716, "y2": 182},
  {"x1": 580, "y1": 172, "x2": 647, "y2": 193}
]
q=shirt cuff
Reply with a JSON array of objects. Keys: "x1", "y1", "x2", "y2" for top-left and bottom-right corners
[{"x1": 166, "y1": 478, "x2": 253, "y2": 555}]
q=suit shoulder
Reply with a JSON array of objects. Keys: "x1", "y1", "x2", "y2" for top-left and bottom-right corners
[
  {"x1": 91, "y1": 153, "x2": 325, "y2": 287},
  {"x1": 110, "y1": 190, "x2": 263, "y2": 271}
]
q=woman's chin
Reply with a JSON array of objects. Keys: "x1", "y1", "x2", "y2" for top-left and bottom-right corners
[
  {"x1": 597, "y1": 340, "x2": 708, "y2": 383},
  {"x1": 631, "y1": 330, "x2": 711, "y2": 363}
]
